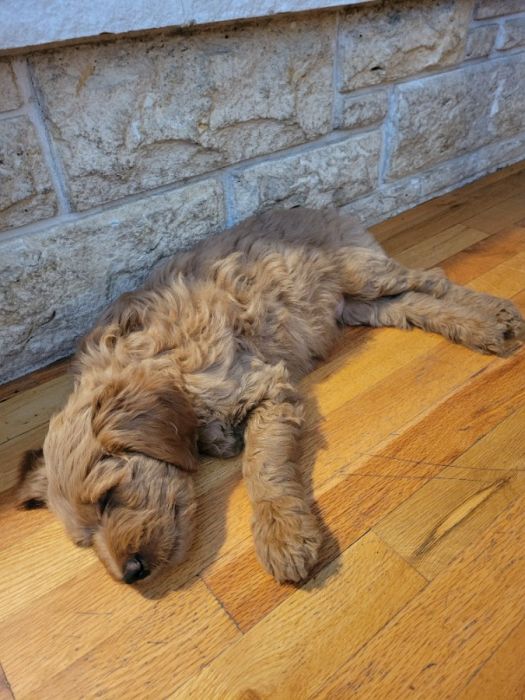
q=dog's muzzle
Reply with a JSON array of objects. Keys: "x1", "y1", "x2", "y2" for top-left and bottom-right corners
[{"x1": 123, "y1": 554, "x2": 150, "y2": 583}]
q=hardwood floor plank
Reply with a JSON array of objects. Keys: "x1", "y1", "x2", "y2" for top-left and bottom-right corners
[
  {"x1": 0, "y1": 493, "x2": 51, "y2": 550},
  {"x1": 457, "y1": 617, "x2": 525, "y2": 699},
  {"x1": 394, "y1": 225, "x2": 488, "y2": 269},
  {"x1": 369, "y1": 402, "x2": 525, "y2": 581},
  {"x1": 374, "y1": 175, "x2": 524, "y2": 247},
  {"x1": 464, "y1": 191, "x2": 525, "y2": 235},
  {"x1": 374, "y1": 465, "x2": 525, "y2": 580},
  {"x1": 372, "y1": 167, "x2": 524, "y2": 243},
  {"x1": 307, "y1": 340, "x2": 492, "y2": 486},
  {"x1": 0, "y1": 374, "x2": 72, "y2": 446},
  {"x1": 366, "y1": 350, "x2": 525, "y2": 467},
  {"x1": 313, "y1": 492, "x2": 525, "y2": 699},
  {"x1": 468, "y1": 250, "x2": 525, "y2": 298},
  {"x1": 18, "y1": 580, "x2": 241, "y2": 700},
  {"x1": 203, "y1": 455, "x2": 441, "y2": 631},
  {"x1": 176, "y1": 533, "x2": 426, "y2": 700},
  {"x1": 441, "y1": 225, "x2": 525, "y2": 285},
  {"x1": 0, "y1": 520, "x2": 97, "y2": 623},
  {"x1": 0, "y1": 423, "x2": 48, "y2": 494},
  {"x1": 0, "y1": 358, "x2": 70, "y2": 404}
]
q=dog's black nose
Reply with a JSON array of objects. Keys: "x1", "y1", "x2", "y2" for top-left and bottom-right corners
[{"x1": 123, "y1": 554, "x2": 150, "y2": 584}]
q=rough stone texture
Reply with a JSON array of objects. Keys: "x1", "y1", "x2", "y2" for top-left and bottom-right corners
[
  {"x1": 500, "y1": 17, "x2": 525, "y2": 50},
  {"x1": 343, "y1": 177, "x2": 423, "y2": 225},
  {"x1": 0, "y1": 179, "x2": 225, "y2": 383},
  {"x1": 0, "y1": 116, "x2": 57, "y2": 230},
  {"x1": 232, "y1": 131, "x2": 382, "y2": 219},
  {"x1": 464, "y1": 24, "x2": 499, "y2": 59},
  {"x1": 339, "y1": 0, "x2": 473, "y2": 92},
  {"x1": 416, "y1": 131, "x2": 525, "y2": 198},
  {"x1": 474, "y1": 0, "x2": 525, "y2": 18},
  {"x1": 347, "y1": 130, "x2": 525, "y2": 225},
  {"x1": 0, "y1": 60, "x2": 21, "y2": 111},
  {"x1": 339, "y1": 91, "x2": 389, "y2": 130},
  {"x1": 388, "y1": 54, "x2": 525, "y2": 178},
  {"x1": 31, "y1": 14, "x2": 335, "y2": 211}
]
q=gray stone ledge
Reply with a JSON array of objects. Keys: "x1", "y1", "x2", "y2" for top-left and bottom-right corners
[{"x1": 0, "y1": 0, "x2": 376, "y2": 53}]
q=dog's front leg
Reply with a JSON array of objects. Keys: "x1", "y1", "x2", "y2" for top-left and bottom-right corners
[{"x1": 242, "y1": 383, "x2": 321, "y2": 583}]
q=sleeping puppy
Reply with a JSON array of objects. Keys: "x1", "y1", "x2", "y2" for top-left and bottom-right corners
[{"x1": 17, "y1": 208, "x2": 524, "y2": 584}]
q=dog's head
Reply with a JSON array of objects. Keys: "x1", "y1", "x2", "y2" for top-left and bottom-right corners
[{"x1": 18, "y1": 367, "x2": 198, "y2": 584}]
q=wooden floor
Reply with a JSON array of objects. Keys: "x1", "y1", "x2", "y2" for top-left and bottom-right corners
[{"x1": 1, "y1": 163, "x2": 525, "y2": 699}]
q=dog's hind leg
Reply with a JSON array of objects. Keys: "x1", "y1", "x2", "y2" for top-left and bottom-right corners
[
  {"x1": 441, "y1": 283, "x2": 524, "y2": 341},
  {"x1": 341, "y1": 290, "x2": 524, "y2": 355},
  {"x1": 242, "y1": 375, "x2": 321, "y2": 583},
  {"x1": 340, "y1": 248, "x2": 450, "y2": 300}
]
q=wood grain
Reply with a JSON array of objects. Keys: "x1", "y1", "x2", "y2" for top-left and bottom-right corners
[
  {"x1": 23, "y1": 580, "x2": 240, "y2": 699},
  {"x1": 458, "y1": 618, "x2": 525, "y2": 699},
  {"x1": 315, "y1": 492, "x2": 525, "y2": 699},
  {"x1": 177, "y1": 533, "x2": 426, "y2": 699}
]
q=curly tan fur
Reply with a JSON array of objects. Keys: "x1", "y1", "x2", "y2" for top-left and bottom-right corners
[{"x1": 17, "y1": 208, "x2": 524, "y2": 584}]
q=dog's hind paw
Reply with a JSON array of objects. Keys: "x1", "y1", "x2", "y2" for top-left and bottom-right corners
[
  {"x1": 465, "y1": 299, "x2": 525, "y2": 356},
  {"x1": 252, "y1": 500, "x2": 321, "y2": 583}
]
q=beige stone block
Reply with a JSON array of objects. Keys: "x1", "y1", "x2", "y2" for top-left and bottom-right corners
[
  {"x1": 499, "y1": 17, "x2": 525, "y2": 50},
  {"x1": 0, "y1": 60, "x2": 21, "y2": 111},
  {"x1": 339, "y1": 0, "x2": 473, "y2": 91},
  {"x1": 339, "y1": 91, "x2": 389, "y2": 130},
  {"x1": 388, "y1": 55, "x2": 525, "y2": 178},
  {"x1": 232, "y1": 131, "x2": 382, "y2": 219},
  {"x1": 31, "y1": 14, "x2": 335, "y2": 210},
  {"x1": 0, "y1": 116, "x2": 57, "y2": 230},
  {"x1": 464, "y1": 24, "x2": 499, "y2": 59}
]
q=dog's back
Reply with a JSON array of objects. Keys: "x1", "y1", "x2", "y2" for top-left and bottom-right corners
[{"x1": 79, "y1": 209, "x2": 373, "y2": 381}]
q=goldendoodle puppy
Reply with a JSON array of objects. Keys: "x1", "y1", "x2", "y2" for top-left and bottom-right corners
[{"x1": 18, "y1": 208, "x2": 524, "y2": 584}]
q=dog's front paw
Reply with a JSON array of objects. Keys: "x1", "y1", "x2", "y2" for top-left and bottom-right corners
[
  {"x1": 252, "y1": 499, "x2": 321, "y2": 583},
  {"x1": 495, "y1": 301, "x2": 525, "y2": 340}
]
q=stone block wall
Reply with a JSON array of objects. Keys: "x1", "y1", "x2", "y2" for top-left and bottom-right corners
[{"x1": 1, "y1": 0, "x2": 525, "y2": 383}]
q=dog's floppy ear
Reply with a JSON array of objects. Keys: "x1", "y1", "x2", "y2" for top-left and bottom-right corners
[
  {"x1": 91, "y1": 370, "x2": 198, "y2": 472},
  {"x1": 17, "y1": 449, "x2": 48, "y2": 509}
]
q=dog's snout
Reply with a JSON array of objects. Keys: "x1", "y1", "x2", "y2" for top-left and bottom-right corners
[{"x1": 123, "y1": 554, "x2": 150, "y2": 584}]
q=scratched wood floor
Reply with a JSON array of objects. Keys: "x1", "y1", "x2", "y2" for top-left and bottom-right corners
[{"x1": 1, "y1": 162, "x2": 525, "y2": 700}]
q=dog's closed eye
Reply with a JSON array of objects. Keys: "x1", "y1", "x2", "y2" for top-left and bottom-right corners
[{"x1": 97, "y1": 488, "x2": 115, "y2": 516}]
